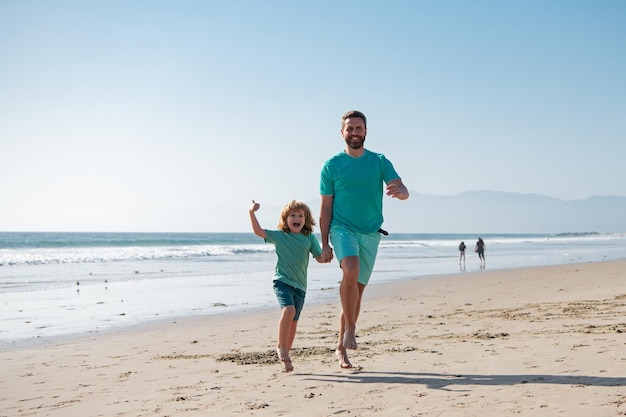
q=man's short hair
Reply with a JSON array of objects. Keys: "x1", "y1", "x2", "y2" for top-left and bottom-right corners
[{"x1": 341, "y1": 110, "x2": 367, "y2": 128}]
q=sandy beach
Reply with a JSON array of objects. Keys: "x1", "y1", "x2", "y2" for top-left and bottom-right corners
[{"x1": 1, "y1": 260, "x2": 625, "y2": 417}]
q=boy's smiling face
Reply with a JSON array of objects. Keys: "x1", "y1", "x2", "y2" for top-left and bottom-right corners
[{"x1": 287, "y1": 210, "x2": 305, "y2": 233}]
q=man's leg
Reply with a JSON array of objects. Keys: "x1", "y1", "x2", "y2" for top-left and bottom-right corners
[
  {"x1": 338, "y1": 256, "x2": 360, "y2": 350},
  {"x1": 336, "y1": 282, "x2": 366, "y2": 368},
  {"x1": 336, "y1": 310, "x2": 352, "y2": 368},
  {"x1": 331, "y1": 227, "x2": 377, "y2": 365}
]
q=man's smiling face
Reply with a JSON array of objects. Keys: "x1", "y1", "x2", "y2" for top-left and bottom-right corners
[{"x1": 341, "y1": 117, "x2": 366, "y2": 150}]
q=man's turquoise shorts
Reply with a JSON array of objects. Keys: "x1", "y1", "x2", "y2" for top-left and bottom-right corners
[{"x1": 330, "y1": 225, "x2": 381, "y2": 286}]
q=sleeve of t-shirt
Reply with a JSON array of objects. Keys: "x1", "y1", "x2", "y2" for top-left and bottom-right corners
[
  {"x1": 320, "y1": 162, "x2": 334, "y2": 196},
  {"x1": 382, "y1": 155, "x2": 400, "y2": 184},
  {"x1": 264, "y1": 229, "x2": 277, "y2": 244},
  {"x1": 310, "y1": 234, "x2": 322, "y2": 257}
]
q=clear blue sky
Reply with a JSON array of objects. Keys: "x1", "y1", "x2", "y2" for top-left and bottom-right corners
[{"x1": 1, "y1": 1, "x2": 625, "y2": 232}]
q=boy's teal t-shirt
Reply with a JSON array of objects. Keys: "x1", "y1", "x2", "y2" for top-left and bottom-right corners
[
  {"x1": 264, "y1": 230, "x2": 322, "y2": 292},
  {"x1": 320, "y1": 149, "x2": 400, "y2": 233}
]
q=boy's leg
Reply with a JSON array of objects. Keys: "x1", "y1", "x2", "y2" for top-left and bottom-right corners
[
  {"x1": 277, "y1": 306, "x2": 296, "y2": 372},
  {"x1": 286, "y1": 319, "x2": 298, "y2": 352},
  {"x1": 286, "y1": 289, "x2": 305, "y2": 352},
  {"x1": 273, "y1": 281, "x2": 306, "y2": 372}
]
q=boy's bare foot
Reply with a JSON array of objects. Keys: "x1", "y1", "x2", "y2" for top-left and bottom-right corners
[
  {"x1": 343, "y1": 328, "x2": 357, "y2": 350},
  {"x1": 280, "y1": 357, "x2": 294, "y2": 372},
  {"x1": 277, "y1": 348, "x2": 294, "y2": 372},
  {"x1": 335, "y1": 348, "x2": 353, "y2": 369}
]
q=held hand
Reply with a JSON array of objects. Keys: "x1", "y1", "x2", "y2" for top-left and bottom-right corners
[
  {"x1": 250, "y1": 199, "x2": 260, "y2": 213},
  {"x1": 321, "y1": 246, "x2": 334, "y2": 263}
]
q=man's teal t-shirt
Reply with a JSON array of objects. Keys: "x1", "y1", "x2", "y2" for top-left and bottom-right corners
[
  {"x1": 264, "y1": 230, "x2": 322, "y2": 292},
  {"x1": 320, "y1": 149, "x2": 400, "y2": 233}
]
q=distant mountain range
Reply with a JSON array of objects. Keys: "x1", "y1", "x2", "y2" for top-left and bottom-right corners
[
  {"x1": 194, "y1": 191, "x2": 625, "y2": 234},
  {"x1": 380, "y1": 190, "x2": 626, "y2": 234}
]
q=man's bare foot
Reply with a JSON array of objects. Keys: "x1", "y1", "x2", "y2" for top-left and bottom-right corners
[
  {"x1": 343, "y1": 328, "x2": 357, "y2": 350},
  {"x1": 335, "y1": 348, "x2": 353, "y2": 369},
  {"x1": 277, "y1": 348, "x2": 294, "y2": 372}
]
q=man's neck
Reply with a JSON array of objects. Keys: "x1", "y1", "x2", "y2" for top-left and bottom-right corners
[{"x1": 345, "y1": 147, "x2": 366, "y2": 158}]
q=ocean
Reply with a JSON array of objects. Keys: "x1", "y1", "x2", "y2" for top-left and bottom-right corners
[{"x1": 1, "y1": 231, "x2": 625, "y2": 349}]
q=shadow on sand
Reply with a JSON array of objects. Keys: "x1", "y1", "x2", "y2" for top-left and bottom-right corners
[{"x1": 303, "y1": 371, "x2": 624, "y2": 391}]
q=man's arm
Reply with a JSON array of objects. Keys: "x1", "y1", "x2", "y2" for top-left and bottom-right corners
[
  {"x1": 386, "y1": 178, "x2": 409, "y2": 200},
  {"x1": 319, "y1": 195, "x2": 334, "y2": 249}
]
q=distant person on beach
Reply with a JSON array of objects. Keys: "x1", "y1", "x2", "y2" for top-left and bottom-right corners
[
  {"x1": 458, "y1": 241, "x2": 466, "y2": 265},
  {"x1": 249, "y1": 199, "x2": 332, "y2": 372},
  {"x1": 320, "y1": 110, "x2": 409, "y2": 369},
  {"x1": 475, "y1": 237, "x2": 486, "y2": 267}
]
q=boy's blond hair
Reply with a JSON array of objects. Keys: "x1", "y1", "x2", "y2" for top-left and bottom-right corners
[{"x1": 277, "y1": 200, "x2": 316, "y2": 236}]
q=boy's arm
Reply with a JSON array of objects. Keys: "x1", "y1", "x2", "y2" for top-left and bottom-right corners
[
  {"x1": 314, "y1": 251, "x2": 332, "y2": 263},
  {"x1": 249, "y1": 200, "x2": 266, "y2": 239}
]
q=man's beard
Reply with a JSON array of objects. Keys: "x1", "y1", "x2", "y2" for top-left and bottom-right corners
[{"x1": 345, "y1": 135, "x2": 365, "y2": 149}]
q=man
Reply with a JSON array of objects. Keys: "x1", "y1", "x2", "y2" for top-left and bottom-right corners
[{"x1": 320, "y1": 110, "x2": 409, "y2": 368}]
